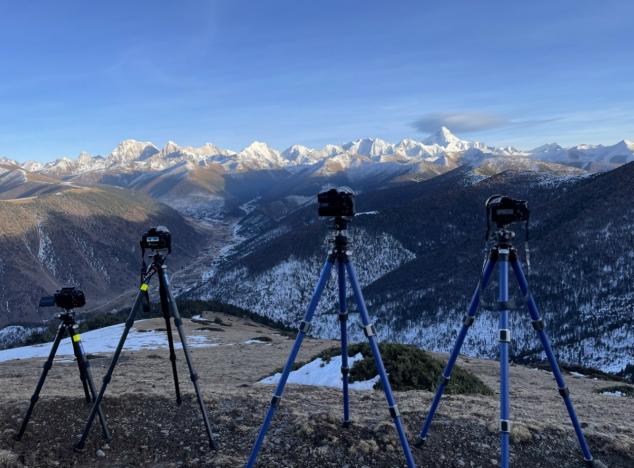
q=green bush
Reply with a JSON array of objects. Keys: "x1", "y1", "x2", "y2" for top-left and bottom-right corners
[{"x1": 317, "y1": 343, "x2": 492, "y2": 395}]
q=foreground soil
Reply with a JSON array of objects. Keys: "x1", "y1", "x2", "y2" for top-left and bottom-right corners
[{"x1": 0, "y1": 312, "x2": 632, "y2": 467}]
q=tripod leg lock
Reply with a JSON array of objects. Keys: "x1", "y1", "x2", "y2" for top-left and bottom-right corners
[
  {"x1": 499, "y1": 329, "x2": 511, "y2": 343},
  {"x1": 190, "y1": 372, "x2": 198, "y2": 383},
  {"x1": 270, "y1": 395, "x2": 281, "y2": 407},
  {"x1": 495, "y1": 300, "x2": 518, "y2": 311},
  {"x1": 388, "y1": 404, "x2": 400, "y2": 419},
  {"x1": 437, "y1": 374, "x2": 450, "y2": 387},
  {"x1": 558, "y1": 386, "x2": 570, "y2": 398},
  {"x1": 462, "y1": 315, "x2": 475, "y2": 327},
  {"x1": 174, "y1": 317, "x2": 182, "y2": 327},
  {"x1": 362, "y1": 324, "x2": 377, "y2": 338},
  {"x1": 500, "y1": 419, "x2": 511, "y2": 433},
  {"x1": 298, "y1": 321, "x2": 312, "y2": 334},
  {"x1": 341, "y1": 366, "x2": 350, "y2": 376},
  {"x1": 531, "y1": 319, "x2": 545, "y2": 331},
  {"x1": 338, "y1": 312, "x2": 348, "y2": 322}
]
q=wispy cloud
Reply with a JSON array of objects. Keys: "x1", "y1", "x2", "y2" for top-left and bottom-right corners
[
  {"x1": 411, "y1": 111, "x2": 560, "y2": 134},
  {"x1": 412, "y1": 112, "x2": 509, "y2": 133}
]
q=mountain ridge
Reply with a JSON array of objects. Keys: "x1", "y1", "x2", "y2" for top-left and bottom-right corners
[{"x1": 6, "y1": 128, "x2": 634, "y2": 178}]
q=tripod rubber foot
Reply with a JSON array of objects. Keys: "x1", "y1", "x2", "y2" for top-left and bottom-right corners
[
  {"x1": 413, "y1": 436, "x2": 426, "y2": 449},
  {"x1": 588, "y1": 460, "x2": 607, "y2": 468},
  {"x1": 73, "y1": 444, "x2": 86, "y2": 453},
  {"x1": 342, "y1": 420, "x2": 351, "y2": 428}
]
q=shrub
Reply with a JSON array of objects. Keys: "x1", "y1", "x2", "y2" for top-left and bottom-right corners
[{"x1": 317, "y1": 342, "x2": 492, "y2": 395}]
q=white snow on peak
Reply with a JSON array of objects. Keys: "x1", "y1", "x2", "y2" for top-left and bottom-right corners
[
  {"x1": 232, "y1": 141, "x2": 285, "y2": 171},
  {"x1": 423, "y1": 126, "x2": 461, "y2": 146},
  {"x1": 9, "y1": 128, "x2": 634, "y2": 179},
  {"x1": 108, "y1": 139, "x2": 159, "y2": 165}
]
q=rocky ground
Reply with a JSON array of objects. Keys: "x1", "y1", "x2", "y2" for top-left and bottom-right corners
[{"x1": 0, "y1": 312, "x2": 632, "y2": 467}]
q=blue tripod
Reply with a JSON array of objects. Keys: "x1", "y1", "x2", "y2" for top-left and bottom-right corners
[
  {"x1": 246, "y1": 217, "x2": 416, "y2": 468},
  {"x1": 415, "y1": 228, "x2": 599, "y2": 467}
]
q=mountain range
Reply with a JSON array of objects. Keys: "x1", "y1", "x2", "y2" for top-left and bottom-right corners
[
  {"x1": 0, "y1": 128, "x2": 632, "y2": 378},
  {"x1": 0, "y1": 127, "x2": 630, "y2": 223},
  {"x1": 8, "y1": 127, "x2": 634, "y2": 177}
]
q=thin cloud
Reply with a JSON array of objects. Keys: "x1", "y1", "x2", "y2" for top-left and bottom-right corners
[
  {"x1": 411, "y1": 112, "x2": 562, "y2": 134},
  {"x1": 412, "y1": 112, "x2": 509, "y2": 133}
]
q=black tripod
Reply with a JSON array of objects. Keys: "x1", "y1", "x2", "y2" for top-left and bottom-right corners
[
  {"x1": 416, "y1": 227, "x2": 599, "y2": 467},
  {"x1": 74, "y1": 251, "x2": 217, "y2": 450},
  {"x1": 15, "y1": 311, "x2": 111, "y2": 441},
  {"x1": 246, "y1": 217, "x2": 416, "y2": 468}
]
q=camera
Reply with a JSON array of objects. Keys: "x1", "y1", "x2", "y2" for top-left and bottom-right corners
[
  {"x1": 318, "y1": 188, "x2": 355, "y2": 217},
  {"x1": 485, "y1": 195, "x2": 529, "y2": 228},
  {"x1": 39, "y1": 287, "x2": 86, "y2": 310},
  {"x1": 140, "y1": 226, "x2": 172, "y2": 253}
]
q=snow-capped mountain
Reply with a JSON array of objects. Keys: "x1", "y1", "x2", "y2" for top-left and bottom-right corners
[
  {"x1": 530, "y1": 139, "x2": 634, "y2": 170},
  {"x1": 17, "y1": 127, "x2": 633, "y2": 181}
]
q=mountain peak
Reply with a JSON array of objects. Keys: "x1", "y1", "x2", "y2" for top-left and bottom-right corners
[
  {"x1": 423, "y1": 127, "x2": 461, "y2": 146},
  {"x1": 109, "y1": 139, "x2": 159, "y2": 164}
]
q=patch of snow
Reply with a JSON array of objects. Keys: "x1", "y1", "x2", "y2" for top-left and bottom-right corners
[
  {"x1": 244, "y1": 338, "x2": 271, "y2": 345},
  {"x1": 260, "y1": 353, "x2": 380, "y2": 390},
  {"x1": 600, "y1": 390, "x2": 624, "y2": 397},
  {"x1": 0, "y1": 320, "x2": 216, "y2": 363}
]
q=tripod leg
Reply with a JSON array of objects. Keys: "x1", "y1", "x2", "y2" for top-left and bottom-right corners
[
  {"x1": 345, "y1": 260, "x2": 416, "y2": 468},
  {"x1": 510, "y1": 258, "x2": 595, "y2": 465},
  {"x1": 158, "y1": 270, "x2": 182, "y2": 405},
  {"x1": 417, "y1": 255, "x2": 497, "y2": 446},
  {"x1": 69, "y1": 324, "x2": 91, "y2": 403},
  {"x1": 14, "y1": 324, "x2": 66, "y2": 440},
  {"x1": 75, "y1": 289, "x2": 144, "y2": 450},
  {"x1": 498, "y1": 252, "x2": 511, "y2": 468},
  {"x1": 66, "y1": 323, "x2": 112, "y2": 442},
  {"x1": 246, "y1": 258, "x2": 335, "y2": 468},
  {"x1": 159, "y1": 264, "x2": 217, "y2": 450},
  {"x1": 337, "y1": 259, "x2": 351, "y2": 427}
]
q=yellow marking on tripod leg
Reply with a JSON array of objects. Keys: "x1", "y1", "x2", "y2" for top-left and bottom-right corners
[
  {"x1": 72, "y1": 334, "x2": 81, "y2": 342},
  {"x1": 140, "y1": 284, "x2": 149, "y2": 292}
]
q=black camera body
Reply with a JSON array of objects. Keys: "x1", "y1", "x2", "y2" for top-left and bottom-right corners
[
  {"x1": 486, "y1": 195, "x2": 529, "y2": 228},
  {"x1": 318, "y1": 188, "x2": 355, "y2": 217},
  {"x1": 40, "y1": 287, "x2": 86, "y2": 310},
  {"x1": 140, "y1": 226, "x2": 172, "y2": 253}
]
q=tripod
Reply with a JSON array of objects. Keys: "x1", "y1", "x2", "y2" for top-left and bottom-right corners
[
  {"x1": 15, "y1": 310, "x2": 111, "y2": 441},
  {"x1": 246, "y1": 217, "x2": 416, "y2": 468},
  {"x1": 415, "y1": 228, "x2": 598, "y2": 467},
  {"x1": 74, "y1": 251, "x2": 217, "y2": 450}
]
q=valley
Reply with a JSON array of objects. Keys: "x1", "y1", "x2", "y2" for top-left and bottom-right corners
[{"x1": 0, "y1": 128, "x2": 632, "y2": 381}]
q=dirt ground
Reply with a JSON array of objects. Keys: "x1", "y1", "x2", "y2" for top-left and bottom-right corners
[{"x1": 0, "y1": 312, "x2": 632, "y2": 467}]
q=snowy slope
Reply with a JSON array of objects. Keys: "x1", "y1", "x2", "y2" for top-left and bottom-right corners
[{"x1": 0, "y1": 320, "x2": 216, "y2": 363}]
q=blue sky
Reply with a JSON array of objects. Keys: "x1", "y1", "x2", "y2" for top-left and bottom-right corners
[{"x1": 1, "y1": 0, "x2": 633, "y2": 162}]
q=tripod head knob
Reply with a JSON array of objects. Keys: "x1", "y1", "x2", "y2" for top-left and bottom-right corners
[
  {"x1": 332, "y1": 216, "x2": 348, "y2": 232},
  {"x1": 493, "y1": 228, "x2": 516, "y2": 244}
]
